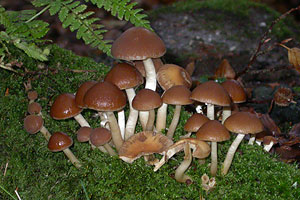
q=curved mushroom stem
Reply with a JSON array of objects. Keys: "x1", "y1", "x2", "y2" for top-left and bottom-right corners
[
  {"x1": 103, "y1": 144, "x2": 117, "y2": 156},
  {"x1": 175, "y1": 143, "x2": 193, "y2": 183},
  {"x1": 156, "y1": 103, "x2": 168, "y2": 132},
  {"x1": 40, "y1": 126, "x2": 52, "y2": 141},
  {"x1": 222, "y1": 106, "x2": 231, "y2": 124},
  {"x1": 106, "y1": 111, "x2": 124, "y2": 151},
  {"x1": 248, "y1": 136, "x2": 255, "y2": 145},
  {"x1": 62, "y1": 148, "x2": 82, "y2": 169},
  {"x1": 125, "y1": 88, "x2": 138, "y2": 140},
  {"x1": 210, "y1": 142, "x2": 218, "y2": 177},
  {"x1": 167, "y1": 105, "x2": 181, "y2": 139},
  {"x1": 145, "y1": 110, "x2": 155, "y2": 131},
  {"x1": 207, "y1": 103, "x2": 214, "y2": 120},
  {"x1": 118, "y1": 110, "x2": 125, "y2": 140},
  {"x1": 74, "y1": 114, "x2": 90, "y2": 127},
  {"x1": 143, "y1": 58, "x2": 156, "y2": 91},
  {"x1": 263, "y1": 141, "x2": 274, "y2": 152},
  {"x1": 222, "y1": 134, "x2": 245, "y2": 175}
]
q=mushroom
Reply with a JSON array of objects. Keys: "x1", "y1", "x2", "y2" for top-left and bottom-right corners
[
  {"x1": 132, "y1": 89, "x2": 162, "y2": 131},
  {"x1": 222, "y1": 112, "x2": 264, "y2": 175},
  {"x1": 263, "y1": 136, "x2": 278, "y2": 152},
  {"x1": 48, "y1": 131, "x2": 81, "y2": 168},
  {"x1": 118, "y1": 131, "x2": 173, "y2": 164},
  {"x1": 75, "y1": 80, "x2": 97, "y2": 109},
  {"x1": 27, "y1": 102, "x2": 42, "y2": 115},
  {"x1": 90, "y1": 127, "x2": 117, "y2": 156},
  {"x1": 196, "y1": 120, "x2": 230, "y2": 176},
  {"x1": 182, "y1": 113, "x2": 209, "y2": 138},
  {"x1": 175, "y1": 143, "x2": 193, "y2": 183},
  {"x1": 162, "y1": 85, "x2": 194, "y2": 139},
  {"x1": 50, "y1": 93, "x2": 90, "y2": 127},
  {"x1": 24, "y1": 115, "x2": 52, "y2": 141},
  {"x1": 83, "y1": 81, "x2": 126, "y2": 151},
  {"x1": 214, "y1": 59, "x2": 236, "y2": 80},
  {"x1": 27, "y1": 90, "x2": 38, "y2": 103},
  {"x1": 156, "y1": 64, "x2": 192, "y2": 132},
  {"x1": 76, "y1": 126, "x2": 105, "y2": 152},
  {"x1": 104, "y1": 63, "x2": 144, "y2": 140},
  {"x1": 190, "y1": 81, "x2": 231, "y2": 120},
  {"x1": 111, "y1": 26, "x2": 166, "y2": 91}
]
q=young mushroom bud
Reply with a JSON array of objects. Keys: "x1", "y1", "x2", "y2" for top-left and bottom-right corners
[{"x1": 24, "y1": 115, "x2": 51, "y2": 141}]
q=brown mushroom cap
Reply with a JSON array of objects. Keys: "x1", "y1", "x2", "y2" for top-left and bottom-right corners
[
  {"x1": 224, "y1": 112, "x2": 264, "y2": 134},
  {"x1": 263, "y1": 136, "x2": 278, "y2": 145},
  {"x1": 134, "y1": 58, "x2": 163, "y2": 77},
  {"x1": 27, "y1": 90, "x2": 38, "y2": 101},
  {"x1": 48, "y1": 132, "x2": 73, "y2": 152},
  {"x1": 27, "y1": 102, "x2": 42, "y2": 115},
  {"x1": 75, "y1": 81, "x2": 97, "y2": 108},
  {"x1": 215, "y1": 59, "x2": 236, "y2": 80},
  {"x1": 76, "y1": 126, "x2": 93, "y2": 142},
  {"x1": 119, "y1": 131, "x2": 173, "y2": 163},
  {"x1": 50, "y1": 93, "x2": 83, "y2": 120},
  {"x1": 184, "y1": 113, "x2": 210, "y2": 132},
  {"x1": 162, "y1": 85, "x2": 194, "y2": 105},
  {"x1": 24, "y1": 115, "x2": 44, "y2": 134},
  {"x1": 196, "y1": 120, "x2": 230, "y2": 142},
  {"x1": 157, "y1": 64, "x2": 192, "y2": 91},
  {"x1": 191, "y1": 81, "x2": 231, "y2": 106},
  {"x1": 90, "y1": 127, "x2": 112, "y2": 146},
  {"x1": 83, "y1": 81, "x2": 127, "y2": 112},
  {"x1": 221, "y1": 80, "x2": 246, "y2": 103},
  {"x1": 111, "y1": 27, "x2": 166, "y2": 61},
  {"x1": 104, "y1": 63, "x2": 144, "y2": 90},
  {"x1": 132, "y1": 89, "x2": 162, "y2": 111}
]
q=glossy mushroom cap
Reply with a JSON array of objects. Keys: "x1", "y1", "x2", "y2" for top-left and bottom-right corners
[
  {"x1": 50, "y1": 93, "x2": 83, "y2": 120},
  {"x1": 191, "y1": 81, "x2": 231, "y2": 106},
  {"x1": 184, "y1": 113, "x2": 210, "y2": 132},
  {"x1": 104, "y1": 63, "x2": 144, "y2": 89},
  {"x1": 83, "y1": 81, "x2": 127, "y2": 112},
  {"x1": 224, "y1": 112, "x2": 264, "y2": 134},
  {"x1": 76, "y1": 126, "x2": 93, "y2": 142},
  {"x1": 196, "y1": 120, "x2": 230, "y2": 142},
  {"x1": 75, "y1": 81, "x2": 97, "y2": 108},
  {"x1": 157, "y1": 64, "x2": 192, "y2": 91},
  {"x1": 27, "y1": 102, "x2": 42, "y2": 114},
  {"x1": 134, "y1": 58, "x2": 163, "y2": 77},
  {"x1": 215, "y1": 59, "x2": 236, "y2": 80},
  {"x1": 221, "y1": 80, "x2": 246, "y2": 103},
  {"x1": 24, "y1": 115, "x2": 44, "y2": 134},
  {"x1": 48, "y1": 132, "x2": 73, "y2": 152},
  {"x1": 111, "y1": 27, "x2": 166, "y2": 61},
  {"x1": 162, "y1": 85, "x2": 194, "y2": 106},
  {"x1": 119, "y1": 131, "x2": 173, "y2": 163},
  {"x1": 132, "y1": 89, "x2": 162, "y2": 111},
  {"x1": 90, "y1": 127, "x2": 112, "y2": 146}
]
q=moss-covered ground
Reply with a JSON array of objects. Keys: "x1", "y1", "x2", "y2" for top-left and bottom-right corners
[{"x1": 0, "y1": 45, "x2": 300, "y2": 199}]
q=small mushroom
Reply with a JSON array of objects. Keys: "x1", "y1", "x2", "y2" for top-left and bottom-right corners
[
  {"x1": 27, "y1": 102, "x2": 42, "y2": 115},
  {"x1": 182, "y1": 113, "x2": 209, "y2": 138},
  {"x1": 27, "y1": 90, "x2": 38, "y2": 103},
  {"x1": 24, "y1": 115, "x2": 51, "y2": 141},
  {"x1": 90, "y1": 127, "x2": 117, "y2": 156},
  {"x1": 263, "y1": 136, "x2": 278, "y2": 152}
]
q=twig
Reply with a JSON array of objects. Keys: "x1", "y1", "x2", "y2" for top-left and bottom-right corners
[
  {"x1": 14, "y1": 188, "x2": 22, "y2": 200},
  {"x1": 236, "y1": 5, "x2": 300, "y2": 78},
  {"x1": 3, "y1": 162, "x2": 8, "y2": 176}
]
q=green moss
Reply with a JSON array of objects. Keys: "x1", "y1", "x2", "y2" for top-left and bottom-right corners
[{"x1": 1, "y1": 45, "x2": 300, "y2": 199}]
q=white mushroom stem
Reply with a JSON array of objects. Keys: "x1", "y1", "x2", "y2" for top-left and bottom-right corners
[
  {"x1": 256, "y1": 141, "x2": 262, "y2": 146},
  {"x1": 99, "y1": 112, "x2": 110, "y2": 130},
  {"x1": 62, "y1": 148, "x2": 82, "y2": 169},
  {"x1": 167, "y1": 105, "x2": 181, "y2": 139},
  {"x1": 125, "y1": 88, "x2": 138, "y2": 140},
  {"x1": 175, "y1": 143, "x2": 193, "y2": 183},
  {"x1": 40, "y1": 126, "x2": 52, "y2": 141},
  {"x1": 248, "y1": 136, "x2": 255, "y2": 145},
  {"x1": 222, "y1": 134, "x2": 245, "y2": 175},
  {"x1": 210, "y1": 142, "x2": 218, "y2": 177},
  {"x1": 156, "y1": 103, "x2": 167, "y2": 132},
  {"x1": 263, "y1": 141, "x2": 274, "y2": 152},
  {"x1": 102, "y1": 144, "x2": 117, "y2": 156},
  {"x1": 106, "y1": 111, "x2": 124, "y2": 151},
  {"x1": 207, "y1": 103, "x2": 214, "y2": 120},
  {"x1": 222, "y1": 106, "x2": 231, "y2": 124},
  {"x1": 195, "y1": 105, "x2": 203, "y2": 114},
  {"x1": 180, "y1": 132, "x2": 192, "y2": 139},
  {"x1": 143, "y1": 58, "x2": 157, "y2": 91},
  {"x1": 118, "y1": 110, "x2": 125, "y2": 140},
  {"x1": 139, "y1": 111, "x2": 148, "y2": 130},
  {"x1": 145, "y1": 110, "x2": 155, "y2": 131},
  {"x1": 74, "y1": 114, "x2": 90, "y2": 127}
]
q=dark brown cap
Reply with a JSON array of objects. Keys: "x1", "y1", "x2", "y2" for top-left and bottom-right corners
[
  {"x1": 27, "y1": 90, "x2": 38, "y2": 101},
  {"x1": 76, "y1": 127, "x2": 93, "y2": 142},
  {"x1": 24, "y1": 115, "x2": 44, "y2": 134},
  {"x1": 104, "y1": 63, "x2": 144, "y2": 90},
  {"x1": 157, "y1": 64, "x2": 192, "y2": 91},
  {"x1": 224, "y1": 112, "x2": 264, "y2": 135},
  {"x1": 90, "y1": 127, "x2": 112, "y2": 146},
  {"x1": 215, "y1": 59, "x2": 236, "y2": 80},
  {"x1": 184, "y1": 113, "x2": 210, "y2": 132},
  {"x1": 191, "y1": 81, "x2": 231, "y2": 106},
  {"x1": 27, "y1": 102, "x2": 42, "y2": 115},
  {"x1": 162, "y1": 85, "x2": 193, "y2": 105},
  {"x1": 221, "y1": 80, "x2": 246, "y2": 103},
  {"x1": 50, "y1": 93, "x2": 83, "y2": 120},
  {"x1": 132, "y1": 89, "x2": 162, "y2": 111},
  {"x1": 83, "y1": 81, "x2": 127, "y2": 112},
  {"x1": 196, "y1": 120, "x2": 230, "y2": 142},
  {"x1": 75, "y1": 81, "x2": 97, "y2": 108},
  {"x1": 111, "y1": 27, "x2": 166, "y2": 61},
  {"x1": 48, "y1": 132, "x2": 73, "y2": 152}
]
